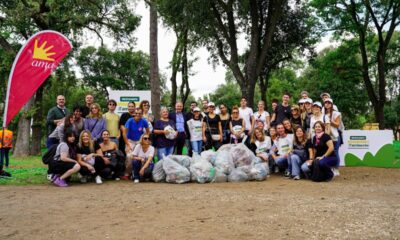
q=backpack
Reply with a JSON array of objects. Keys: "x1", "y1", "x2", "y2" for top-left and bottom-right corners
[{"x1": 42, "y1": 144, "x2": 59, "y2": 164}]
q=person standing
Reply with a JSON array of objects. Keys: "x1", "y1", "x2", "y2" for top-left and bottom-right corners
[
  {"x1": 202, "y1": 102, "x2": 223, "y2": 150},
  {"x1": 302, "y1": 98, "x2": 313, "y2": 133},
  {"x1": 309, "y1": 101, "x2": 329, "y2": 139},
  {"x1": 72, "y1": 106, "x2": 85, "y2": 137},
  {"x1": 229, "y1": 106, "x2": 245, "y2": 144},
  {"x1": 81, "y1": 94, "x2": 94, "y2": 118},
  {"x1": 103, "y1": 99, "x2": 120, "y2": 145},
  {"x1": 271, "y1": 93, "x2": 292, "y2": 126},
  {"x1": 239, "y1": 97, "x2": 254, "y2": 137},
  {"x1": 84, "y1": 103, "x2": 106, "y2": 142},
  {"x1": 201, "y1": 99, "x2": 209, "y2": 117},
  {"x1": 219, "y1": 103, "x2": 231, "y2": 144},
  {"x1": 324, "y1": 98, "x2": 342, "y2": 167},
  {"x1": 290, "y1": 105, "x2": 302, "y2": 129},
  {"x1": 187, "y1": 107, "x2": 203, "y2": 155},
  {"x1": 46, "y1": 95, "x2": 69, "y2": 143},
  {"x1": 154, "y1": 107, "x2": 177, "y2": 160},
  {"x1": 0, "y1": 128, "x2": 13, "y2": 169},
  {"x1": 119, "y1": 101, "x2": 136, "y2": 153},
  {"x1": 252, "y1": 100, "x2": 270, "y2": 134},
  {"x1": 169, "y1": 101, "x2": 188, "y2": 155}
]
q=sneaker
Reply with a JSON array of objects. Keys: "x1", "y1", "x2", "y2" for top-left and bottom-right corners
[
  {"x1": 274, "y1": 166, "x2": 279, "y2": 173},
  {"x1": 133, "y1": 179, "x2": 139, "y2": 184},
  {"x1": 332, "y1": 168, "x2": 340, "y2": 177},
  {"x1": 284, "y1": 170, "x2": 291, "y2": 178},
  {"x1": 0, "y1": 170, "x2": 12, "y2": 178},
  {"x1": 53, "y1": 177, "x2": 68, "y2": 187},
  {"x1": 47, "y1": 174, "x2": 54, "y2": 181},
  {"x1": 51, "y1": 174, "x2": 59, "y2": 182},
  {"x1": 95, "y1": 176, "x2": 103, "y2": 184},
  {"x1": 293, "y1": 175, "x2": 300, "y2": 180},
  {"x1": 121, "y1": 175, "x2": 130, "y2": 181},
  {"x1": 115, "y1": 177, "x2": 120, "y2": 181}
]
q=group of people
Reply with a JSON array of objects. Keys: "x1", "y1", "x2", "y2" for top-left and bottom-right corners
[{"x1": 45, "y1": 90, "x2": 343, "y2": 187}]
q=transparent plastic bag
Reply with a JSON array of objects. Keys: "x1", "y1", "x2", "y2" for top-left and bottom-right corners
[
  {"x1": 169, "y1": 155, "x2": 191, "y2": 168},
  {"x1": 152, "y1": 159, "x2": 166, "y2": 182},
  {"x1": 231, "y1": 143, "x2": 255, "y2": 167},
  {"x1": 163, "y1": 156, "x2": 190, "y2": 184},
  {"x1": 214, "y1": 150, "x2": 235, "y2": 175},
  {"x1": 252, "y1": 163, "x2": 268, "y2": 181},
  {"x1": 201, "y1": 150, "x2": 217, "y2": 165},
  {"x1": 228, "y1": 168, "x2": 249, "y2": 182},
  {"x1": 212, "y1": 168, "x2": 228, "y2": 183},
  {"x1": 217, "y1": 144, "x2": 234, "y2": 153},
  {"x1": 189, "y1": 154, "x2": 215, "y2": 184}
]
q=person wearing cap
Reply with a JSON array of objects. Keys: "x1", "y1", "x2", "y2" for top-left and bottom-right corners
[
  {"x1": 187, "y1": 107, "x2": 203, "y2": 154},
  {"x1": 324, "y1": 98, "x2": 342, "y2": 168},
  {"x1": 298, "y1": 98, "x2": 306, "y2": 116},
  {"x1": 239, "y1": 97, "x2": 254, "y2": 136},
  {"x1": 252, "y1": 100, "x2": 270, "y2": 134},
  {"x1": 169, "y1": 101, "x2": 189, "y2": 155},
  {"x1": 302, "y1": 98, "x2": 313, "y2": 133},
  {"x1": 309, "y1": 101, "x2": 330, "y2": 139},
  {"x1": 290, "y1": 105, "x2": 302, "y2": 129},
  {"x1": 202, "y1": 102, "x2": 223, "y2": 150},
  {"x1": 320, "y1": 92, "x2": 339, "y2": 112},
  {"x1": 271, "y1": 92, "x2": 292, "y2": 126}
]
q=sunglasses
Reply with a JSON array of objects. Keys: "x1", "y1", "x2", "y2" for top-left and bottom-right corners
[
  {"x1": 232, "y1": 111, "x2": 239, "y2": 114},
  {"x1": 143, "y1": 137, "x2": 150, "y2": 140},
  {"x1": 108, "y1": 103, "x2": 116, "y2": 106}
]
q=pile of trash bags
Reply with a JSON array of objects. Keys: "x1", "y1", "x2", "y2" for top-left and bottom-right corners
[{"x1": 152, "y1": 143, "x2": 269, "y2": 184}]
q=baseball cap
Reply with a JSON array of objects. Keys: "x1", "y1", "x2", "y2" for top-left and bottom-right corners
[
  {"x1": 320, "y1": 92, "x2": 331, "y2": 99},
  {"x1": 324, "y1": 98, "x2": 333, "y2": 104},
  {"x1": 313, "y1": 101, "x2": 322, "y2": 108},
  {"x1": 208, "y1": 102, "x2": 215, "y2": 107},
  {"x1": 304, "y1": 98, "x2": 313, "y2": 104},
  {"x1": 193, "y1": 107, "x2": 201, "y2": 112}
]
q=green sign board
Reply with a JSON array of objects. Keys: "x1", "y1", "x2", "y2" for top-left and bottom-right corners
[{"x1": 120, "y1": 96, "x2": 140, "y2": 102}]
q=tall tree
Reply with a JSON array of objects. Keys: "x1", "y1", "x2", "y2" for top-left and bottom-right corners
[
  {"x1": 311, "y1": 0, "x2": 400, "y2": 129},
  {"x1": 156, "y1": 0, "x2": 295, "y2": 107},
  {"x1": 0, "y1": 0, "x2": 140, "y2": 156},
  {"x1": 148, "y1": 0, "x2": 161, "y2": 120}
]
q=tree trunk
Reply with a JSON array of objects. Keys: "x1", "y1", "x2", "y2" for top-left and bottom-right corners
[
  {"x1": 180, "y1": 28, "x2": 190, "y2": 107},
  {"x1": 30, "y1": 86, "x2": 44, "y2": 155},
  {"x1": 149, "y1": 0, "x2": 161, "y2": 120},
  {"x1": 374, "y1": 103, "x2": 385, "y2": 130},
  {"x1": 13, "y1": 97, "x2": 34, "y2": 157},
  {"x1": 170, "y1": 33, "x2": 183, "y2": 109}
]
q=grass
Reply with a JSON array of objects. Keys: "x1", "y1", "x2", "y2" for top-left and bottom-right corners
[{"x1": 0, "y1": 155, "x2": 48, "y2": 186}]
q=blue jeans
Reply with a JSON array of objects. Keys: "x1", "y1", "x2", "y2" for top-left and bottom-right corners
[
  {"x1": 289, "y1": 154, "x2": 304, "y2": 177},
  {"x1": 131, "y1": 160, "x2": 154, "y2": 180},
  {"x1": 334, "y1": 136, "x2": 341, "y2": 167},
  {"x1": 275, "y1": 156, "x2": 289, "y2": 170},
  {"x1": 191, "y1": 140, "x2": 203, "y2": 155},
  {"x1": 157, "y1": 146, "x2": 174, "y2": 160},
  {"x1": 0, "y1": 148, "x2": 11, "y2": 168}
]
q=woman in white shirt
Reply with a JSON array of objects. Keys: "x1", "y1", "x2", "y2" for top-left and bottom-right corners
[
  {"x1": 252, "y1": 100, "x2": 270, "y2": 133},
  {"x1": 324, "y1": 98, "x2": 342, "y2": 165},
  {"x1": 250, "y1": 127, "x2": 272, "y2": 166},
  {"x1": 187, "y1": 107, "x2": 203, "y2": 154},
  {"x1": 131, "y1": 134, "x2": 155, "y2": 183},
  {"x1": 309, "y1": 101, "x2": 330, "y2": 139}
]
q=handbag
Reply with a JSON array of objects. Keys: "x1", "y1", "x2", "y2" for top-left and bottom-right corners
[{"x1": 206, "y1": 115, "x2": 220, "y2": 142}]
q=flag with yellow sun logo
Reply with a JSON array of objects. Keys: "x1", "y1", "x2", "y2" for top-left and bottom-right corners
[{"x1": 3, "y1": 30, "x2": 72, "y2": 127}]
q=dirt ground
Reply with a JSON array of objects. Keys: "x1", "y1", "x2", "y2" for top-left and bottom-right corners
[{"x1": 0, "y1": 167, "x2": 399, "y2": 240}]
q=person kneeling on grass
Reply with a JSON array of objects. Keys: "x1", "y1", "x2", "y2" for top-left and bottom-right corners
[
  {"x1": 131, "y1": 134, "x2": 155, "y2": 183},
  {"x1": 77, "y1": 130, "x2": 112, "y2": 184},
  {"x1": 50, "y1": 130, "x2": 81, "y2": 187}
]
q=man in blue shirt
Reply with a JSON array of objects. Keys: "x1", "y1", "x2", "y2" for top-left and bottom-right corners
[{"x1": 169, "y1": 102, "x2": 189, "y2": 155}]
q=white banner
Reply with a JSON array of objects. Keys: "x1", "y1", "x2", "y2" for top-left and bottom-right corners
[
  {"x1": 108, "y1": 90, "x2": 151, "y2": 116},
  {"x1": 339, "y1": 130, "x2": 393, "y2": 166}
]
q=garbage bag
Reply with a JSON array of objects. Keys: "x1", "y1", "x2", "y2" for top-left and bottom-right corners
[
  {"x1": 152, "y1": 159, "x2": 166, "y2": 182},
  {"x1": 163, "y1": 156, "x2": 190, "y2": 184},
  {"x1": 214, "y1": 150, "x2": 235, "y2": 175},
  {"x1": 236, "y1": 165, "x2": 255, "y2": 181},
  {"x1": 189, "y1": 154, "x2": 215, "y2": 184},
  {"x1": 252, "y1": 156, "x2": 263, "y2": 165},
  {"x1": 169, "y1": 155, "x2": 191, "y2": 168},
  {"x1": 201, "y1": 150, "x2": 217, "y2": 165},
  {"x1": 231, "y1": 143, "x2": 255, "y2": 167},
  {"x1": 228, "y1": 168, "x2": 249, "y2": 182},
  {"x1": 252, "y1": 163, "x2": 268, "y2": 181},
  {"x1": 217, "y1": 144, "x2": 234, "y2": 153},
  {"x1": 212, "y1": 168, "x2": 228, "y2": 183}
]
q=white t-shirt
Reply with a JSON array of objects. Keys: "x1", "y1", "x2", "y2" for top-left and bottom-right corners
[
  {"x1": 239, "y1": 107, "x2": 253, "y2": 131},
  {"x1": 310, "y1": 114, "x2": 330, "y2": 138},
  {"x1": 275, "y1": 134, "x2": 293, "y2": 156},
  {"x1": 132, "y1": 144, "x2": 155, "y2": 161},
  {"x1": 325, "y1": 111, "x2": 341, "y2": 141},
  {"x1": 255, "y1": 136, "x2": 272, "y2": 154},
  {"x1": 187, "y1": 118, "x2": 203, "y2": 141},
  {"x1": 253, "y1": 111, "x2": 270, "y2": 130}
]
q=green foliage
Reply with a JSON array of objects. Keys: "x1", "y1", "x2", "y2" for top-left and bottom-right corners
[
  {"x1": 0, "y1": 156, "x2": 47, "y2": 185},
  {"x1": 77, "y1": 46, "x2": 151, "y2": 96},
  {"x1": 344, "y1": 144, "x2": 400, "y2": 168},
  {"x1": 298, "y1": 42, "x2": 369, "y2": 128}
]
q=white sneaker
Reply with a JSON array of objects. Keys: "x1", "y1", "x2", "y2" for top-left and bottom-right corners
[
  {"x1": 47, "y1": 174, "x2": 53, "y2": 181},
  {"x1": 293, "y1": 175, "x2": 300, "y2": 180},
  {"x1": 133, "y1": 179, "x2": 139, "y2": 184},
  {"x1": 95, "y1": 176, "x2": 103, "y2": 184},
  {"x1": 332, "y1": 168, "x2": 340, "y2": 177}
]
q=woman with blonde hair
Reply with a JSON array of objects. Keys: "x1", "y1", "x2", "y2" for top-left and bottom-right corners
[
  {"x1": 131, "y1": 133, "x2": 155, "y2": 183},
  {"x1": 77, "y1": 130, "x2": 111, "y2": 184},
  {"x1": 250, "y1": 127, "x2": 271, "y2": 165},
  {"x1": 84, "y1": 103, "x2": 106, "y2": 141}
]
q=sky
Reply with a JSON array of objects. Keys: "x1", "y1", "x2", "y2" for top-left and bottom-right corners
[{"x1": 123, "y1": 1, "x2": 334, "y2": 99}]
